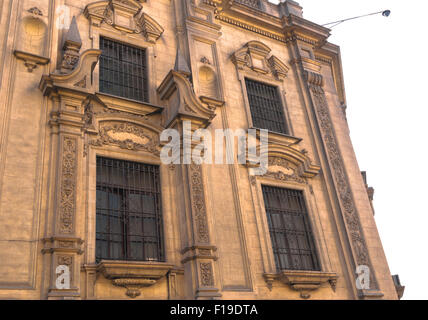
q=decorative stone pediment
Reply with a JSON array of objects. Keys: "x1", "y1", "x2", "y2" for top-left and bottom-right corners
[
  {"x1": 265, "y1": 157, "x2": 307, "y2": 184},
  {"x1": 84, "y1": 0, "x2": 163, "y2": 42},
  {"x1": 231, "y1": 41, "x2": 289, "y2": 80},
  {"x1": 89, "y1": 119, "x2": 162, "y2": 155},
  {"x1": 39, "y1": 49, "x2": 101, "y2": 97},
  {"x1": 157, "y1": 70, "x2": 223, "y2": 130},
  {"x1": 246, "y1": 135, "x2": 320, "y2": 183}
]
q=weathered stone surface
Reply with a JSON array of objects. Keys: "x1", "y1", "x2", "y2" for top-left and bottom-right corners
[{"x1": 0, "y1": 0, "x2": 398, "y2": 300}]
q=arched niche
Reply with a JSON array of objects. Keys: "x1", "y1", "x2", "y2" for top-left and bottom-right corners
[
  {"x1": 198, "y1": 65, "x2": 218, "y2": 99},
  {"x1": 21, "y1": 16, "x2": 47, "y2": 56}
]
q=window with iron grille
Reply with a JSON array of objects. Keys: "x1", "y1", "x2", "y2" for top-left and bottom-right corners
[
  {"x1": 99, "y1": 37, "x2": 149, "y2": 102},
  {"x1": 95, "y1": 157, "x2": 164, "y2": 263},
  {"x1": 245, "y1": 78, "x2": 288, "y2": 134},
  {"x1": 262, "y1": 185, "x2": 320, "y2": 271}
]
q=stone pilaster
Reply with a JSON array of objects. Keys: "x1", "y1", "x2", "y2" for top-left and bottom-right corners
[
  {"x1": 39, "y1": 48, "x2": 101, "y2": 299},
  {"x1": 286, "y1": 31, "x2": 383, "y2": 298}
]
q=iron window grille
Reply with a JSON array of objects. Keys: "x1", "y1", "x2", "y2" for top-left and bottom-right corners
[
  {"x1": 245, "y1": 78, "x2": 288, "y2": 134},
  {"x1": 99, "y1": 37, "x2": 149, "y2": 102},
  {"x1": 262, "y1": 185, "x2": 320, "y2": 271},
  {"x1": 95, "y1": 157, "x2": 164, "y2": 263}
]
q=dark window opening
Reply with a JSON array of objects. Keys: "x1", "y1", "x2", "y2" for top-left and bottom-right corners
[
  {"x1": 245, "y1": 78, "x2": 288, "y2": 134},
  {"x1": 262, "y1": 185, "x2": 320, "y2": 271},
  {"x1": 99, "y1": 37, "x2": 149, "y2": 102},
  {"x1": 95, "y1": 157, "x2": 164, "y2": 263}
]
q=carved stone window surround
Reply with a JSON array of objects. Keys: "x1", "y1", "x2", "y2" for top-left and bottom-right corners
[
  {"x1": 237, "y1": 71, "x2": 293, "y2": 137},
  {"x1": 247, "y1": 156, "x2": 336, "y2": 298},
  {"x1": 84, "y1": 149, "x2": 172, "y2": 275},
  {"x1": 85, "y1": 18, "x2": 161, "y2": 106},
  {"x1": 253, "y1": 177, "x2": 328, "y2": 272},
  {"x1": 231, "y1": 41, "x2": 291, "y2": 135}
]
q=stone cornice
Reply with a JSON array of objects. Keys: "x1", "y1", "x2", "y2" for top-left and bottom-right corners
[
  {"x1": 157, "y1": 70, "x2": 219, "y2": 130},
  {"x1": 14, "y1": 50, "x2": 50, "y2": 73},
  {"x1": 205, "y1": 1, "x2": 330, "y2": 46}
]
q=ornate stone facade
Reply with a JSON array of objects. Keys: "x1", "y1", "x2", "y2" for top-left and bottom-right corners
[{"x1": 0, "y1": 0, "x2": 400, "y2": 300}]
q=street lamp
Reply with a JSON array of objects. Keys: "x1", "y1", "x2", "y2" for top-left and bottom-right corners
[{"x1": 323, "y1": 10, "x2": 391, "y2": 28}]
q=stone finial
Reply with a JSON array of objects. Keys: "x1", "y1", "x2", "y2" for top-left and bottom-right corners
[
  {"x1": 174, "y1": 46, "x2": 191, "y2": 77},
  {"x1": 61, "y1": 16, "x2": 82, "y2": 74}
]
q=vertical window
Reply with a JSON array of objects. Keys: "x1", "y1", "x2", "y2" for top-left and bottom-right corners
[
  {"x1": 96, "y1": 157, "x2": 164, "y2": 263},
  {"x1": 99, "y1": 37, "x2": 149, "y2": 102},
  {"x1": 262, "y1": 185, "x2": 320, "y2": 271},
  {"x1": 245, "y1": 78, "x2": 288, "y2": 134}
]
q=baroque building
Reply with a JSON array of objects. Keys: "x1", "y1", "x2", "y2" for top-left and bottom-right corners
[{"x1": 0, "y1": 0, "x2": 403, "y2": 300}]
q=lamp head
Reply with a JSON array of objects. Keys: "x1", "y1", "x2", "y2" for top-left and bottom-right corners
[{"x1": 382, "y1": 10, "x2": 391, "y2": 17}]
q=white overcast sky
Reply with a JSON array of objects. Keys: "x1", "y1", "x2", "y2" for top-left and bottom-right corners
[{"x1": 270, "y1": 0, "x2": 428, "y2": 300}]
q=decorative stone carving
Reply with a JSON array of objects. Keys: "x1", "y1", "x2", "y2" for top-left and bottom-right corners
[
  {"x1": 84, "y1": 1, "x2": 164, "y2": 43},
  {"x1": 13, "y1": 50, "x2": 50, "y2": 73},
  {"x1": 97, "y1": 260, "x2": 174, "y2": 299},
  {"x1": 112, "y1": 278, "x2": 155, "y2": 298},
  {"x1": 200, "y1": 56, "x2": 211, "y2": 65},
  {"x1": 58, "y1": 137, "x2": 77, "y2": 234},
  {"x1": 246, "y1": 140, "x2": 320, "y2": 182},
  {"x1": 267, "y1": 55, "x2": 289, "y2": 80},
  {"x1": 189, "y1": 164, "x2": 210, "y2": 244},
  {"x1": 27, "y1": 7, "x2": 43, "y2": 16},
  {"x1": 181, "y1": 246, "x2": 218, "y2": 264},
  {"x1": 200, "y1": 262, "x2": 214, "y2": 287},
  {"x1": 306, "y1": 70, "x2": 379, "y2": 292},
  {"x1": 74, "y1": 76, "x2": 87, "y2": 88},
  {"x1": 264, "y1": 271, "x2": 338, "y2": 299},
  {"x1": 89, "y1": 121, "x2": 160, "y2": 155},
  {"x1": 61, "y1": 17, "x2": 82, "y2": 74},
  {"x1": 280, "y1": 270, "x2": 338, "y2": 299},
  {"x1": 264, "y1": 157, "x2": 307, "y2": 184},
  {"x1": 231, "y1": 41, "x2": 289, "y2": 80}
]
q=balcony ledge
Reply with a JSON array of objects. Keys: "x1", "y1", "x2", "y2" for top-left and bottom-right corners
[
  {"x1": 96, "y1": 260, "x2": 174, "y2": 298},
  {"x1": 264, "y1": 270, "x2": 338, "y2": 299}
]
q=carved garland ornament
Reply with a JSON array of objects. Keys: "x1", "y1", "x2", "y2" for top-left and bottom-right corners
[
  {"x1": 90, "y1": 122, "x2": 160, "y2": 155},
  {"x1": 306, "y1": 71, "x2": 378, "y2": 290},
  {"x1": 59, "y1": 137, "x2": 77, "y2": 234},
  {"x1": 264, "y1": 157, "x2": 307, "y2": 184},
  {"x1": 189, "y1": 164, "x2": 210, "y2": 244}
]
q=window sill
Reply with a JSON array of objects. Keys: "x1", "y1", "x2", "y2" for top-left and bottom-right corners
[
  {"x1": 96, "y1": 260, "x2": 174, "y2": 298},
  {"x1": 264, "y1": 270, "x2": 338, "y2": 299},
  {"x1": 250, "y1": 127, "x2": 302, "y2": 147},
  {"x1": 95, "y1": 92, "x2": 163, "y2": 116}
]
